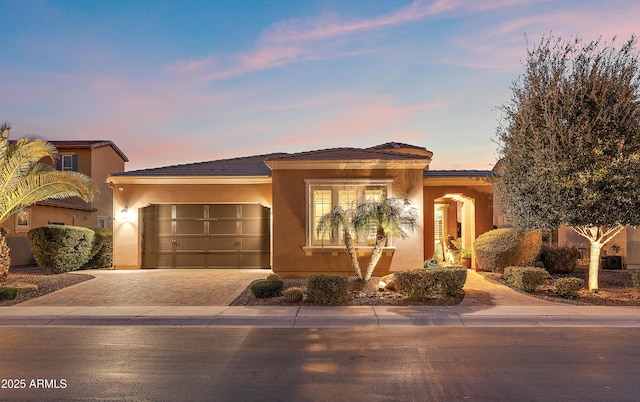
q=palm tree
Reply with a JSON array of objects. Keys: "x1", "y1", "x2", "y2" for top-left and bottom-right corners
[
  {"x1": 0, "y1": 122, "x2": 97, "y2": 281},
  {"x1": 354, "y1": 198, "x2": 419, "y2": 281},
  {"x1": 316, "y1": 205, "x2": 363, "y2": 280}
]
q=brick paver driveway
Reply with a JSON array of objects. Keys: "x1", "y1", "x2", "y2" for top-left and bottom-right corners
[{"x1": 17, "y1": 269, "x2": 269, "y2": 307}]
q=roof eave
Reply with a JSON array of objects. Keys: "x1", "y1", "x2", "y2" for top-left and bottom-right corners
[{"x1": 107, "y1": 175, "x2": 272, "y2": 185}]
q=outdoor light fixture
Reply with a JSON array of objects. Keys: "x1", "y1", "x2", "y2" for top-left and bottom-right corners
[{"x1": 118, "y1": 207, "x2": 130, "y2": 222}]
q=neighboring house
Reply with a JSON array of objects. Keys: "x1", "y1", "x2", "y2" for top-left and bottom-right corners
[
  {"x1": 5, "y1": 140, "x2": 128, "y2": 266},
  {"x1": 107, "y1": 142, "x2": 494, "y2": 277}
]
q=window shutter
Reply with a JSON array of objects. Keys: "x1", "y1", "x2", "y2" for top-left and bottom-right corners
[
  {"x1": 72, "y1": 155, "x2": 78, "y2": 171},
  {"x1": 56, "y1": 157, "x2": 62, "y2": 171}
]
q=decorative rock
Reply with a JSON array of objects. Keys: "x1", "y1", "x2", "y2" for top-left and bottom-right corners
[{"x1": 379, "y1": 274, "x2": 397, "y2": 291}]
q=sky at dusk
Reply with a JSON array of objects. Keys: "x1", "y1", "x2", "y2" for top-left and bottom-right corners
[{"x1": 1, "y1": 0, "x2": 639, "y2": 171}]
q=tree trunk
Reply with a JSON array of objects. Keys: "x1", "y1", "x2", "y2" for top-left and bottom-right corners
[
  {"x1": 343, "y1": 231, "x2": 363, "y2": 280},
  {"x1": 587, "y1": 240, "x2": 602, "y2": 291},
  {"x1": 0, "y1": 229, "x2": 10, "y2": 282},
  {"x1": 571, "y1": 225, "x2": 624, "y2": 292},
  {"x1": 364, "y1": 228, "x2": 386, "y2": 281}
]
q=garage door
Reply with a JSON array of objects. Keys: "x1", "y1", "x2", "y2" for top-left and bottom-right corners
[{"x1": 141, "y1": 204, "x2": 270, "y2": 269}]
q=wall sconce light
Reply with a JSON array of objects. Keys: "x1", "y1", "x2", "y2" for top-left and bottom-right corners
[{"x1": 118, "y1": 207, "x2": 130, "y2": 221}]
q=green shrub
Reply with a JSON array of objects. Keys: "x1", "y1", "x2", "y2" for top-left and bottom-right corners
[
  {"x1": 554, "y1": 277, "x2": 584, "y2": 299},
  {"x1": 82, "y1": 228, "x2": 113, "y2": 269},
  {"x1": 306, "y1": 274, "x2": 349, "y2": 306},
  {"x1": 27, "y1": 225, "x2": 95, "y2": 274},
  {"x1": 0, "y1": 286, "x2": 19, "y2": 301},
  {"x1": 283, "y1": 287, "x2": 304, "y2": 303},
  {"x1": 539, "y1": 244, "x2": 580, "y2": 274},
  {"x1": 474, "y1": 228, "x2": 542, "y2": 273},
  {"x1": 632, "y1": 271, "x2": 640, "y2": 291},
  {"x1": 395, "y1": 266, "x2": 467, "y2": 300},
  {"x1": 250, "y1": 279, "x2": 284, "y2": 298},
  {"x1": 503, "y1": 266, "x2": 549, "y2": 293}
]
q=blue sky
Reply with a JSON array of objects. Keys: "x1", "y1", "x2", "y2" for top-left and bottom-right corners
[{"x1": 1, "y1": 0, "x2": 639, "y2": 171}]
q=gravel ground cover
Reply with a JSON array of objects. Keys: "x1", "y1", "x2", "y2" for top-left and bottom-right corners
[
  {"x1": 1, "y1": 266, "x2": 93, "y2": 306},
  {"x1": 482, "y1": 268, "x2": 640, "y2": 306}
]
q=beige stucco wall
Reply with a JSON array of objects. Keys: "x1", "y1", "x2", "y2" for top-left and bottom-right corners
[
  {"x1": 270, "y1": 168, "x2": 425, "y2": 278},
  {"x1": 111, "y1": 182, "x2": 272, "y2": 269}
]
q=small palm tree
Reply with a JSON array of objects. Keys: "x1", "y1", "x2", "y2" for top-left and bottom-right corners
[
  {"x1": 316, "y1": 206, "x2": 363, "y2": 280},
  {"x1": 354, "y1": 198, "x2": 418, "y2": 280},
  {"x1": 0, "y1": 122, "x2": 97, "y2": 280}
]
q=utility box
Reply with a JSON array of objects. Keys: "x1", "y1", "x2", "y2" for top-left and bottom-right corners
[{"x1": 601, "y1": 255, "x2": 623, "y2": 270}]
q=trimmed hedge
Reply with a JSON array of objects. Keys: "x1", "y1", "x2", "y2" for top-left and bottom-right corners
[
  {"x1": 503, "y1": 266, "x2": 549, "y2": 293},
  {"x1": 539, "y1": 244, "x2": 580, "y2": 274},
  {"x1": 28, "y1": 225, "x2": 96, "y2": 274},
  {"x1": 250, "y1": 279, "x2": 284, "y2": 298},
  {"x1": 0, "y1": 286, "x2": 19, "y2": 301},
  {"x1": 474, "y1": 228, "x2": 542, "y2": 273},
  {"x1": 395, "y1": 266, "x2": 467, "y2": 300},
  {"x1": 554, "y1": 277, "x2": 584, "y2": 299},
  {"x1": 82, "y1": 228, "x2": 113, "y2": 269},
  {"x1": 306, "y1": 274, "x2": 348, "y2": 306}
]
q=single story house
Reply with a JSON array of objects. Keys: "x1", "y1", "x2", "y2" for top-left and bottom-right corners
[{"x1": 107, "y1": 142, "x2": 494, "y2": 277}]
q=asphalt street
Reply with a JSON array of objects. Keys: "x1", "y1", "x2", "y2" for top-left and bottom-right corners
[{"x1": 1, "y1": 326, "x2": 639, "y2": 401}]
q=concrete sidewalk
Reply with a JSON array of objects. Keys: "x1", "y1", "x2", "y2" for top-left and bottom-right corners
[{"x1": 2, "y1": 305, "x2": 640, "y2": 327}]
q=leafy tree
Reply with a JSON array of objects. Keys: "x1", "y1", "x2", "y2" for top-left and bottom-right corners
[
  {"x1": 495, "y1": 35, "x2": 640, "y2": 290},
  {"x1": 0, "y1": 122, "x2": 97, "y2": 280}
]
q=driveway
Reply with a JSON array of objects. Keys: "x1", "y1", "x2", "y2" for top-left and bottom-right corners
[{"x1": 17, "y1": 269, "x2": 269, "y2": 307}]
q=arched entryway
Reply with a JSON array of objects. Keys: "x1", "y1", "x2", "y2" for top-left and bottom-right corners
[{"x1": 432, "y1": 193, "x2": 475, "y2": 264}]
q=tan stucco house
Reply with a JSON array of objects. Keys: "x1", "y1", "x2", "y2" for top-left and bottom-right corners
[
  {"x1": 108, "y1": 142, "x2": 494, "y2": 277},
  {"x1": 5, "y1": 140, "x2": 128, "y2": 266}
]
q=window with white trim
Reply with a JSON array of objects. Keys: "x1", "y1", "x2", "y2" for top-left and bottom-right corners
[
  {"x1": 58, "y1": 154, "x2": 78, "y2": 172},
  {"x1": 306, "y1": 179, "x2": 391, "y2": 247}
]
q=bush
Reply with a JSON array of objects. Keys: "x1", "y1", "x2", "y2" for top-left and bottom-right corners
[
  {"x1": 0, "y1": 286, "x2": 19, "y2": 301},
  {"x1": 554, "y1": 277, "x2": 584, "y2": 299},
  {"x1": 539, "y1": 244, "x2": 580, "y2": 274},
  {"x1": 82, "y1": 228, "x2": 113, "y2": 269},
  {"x1": 632, "y1": 271, "x2": 640, "y2": 291},
  {"x1": 474, "y1": 228, "x2": 542, "y2": 273},
  {"x1": 306, "y1": 274, "x2": 349, "y2": 306},
  {"x1": 395, "y1": 266, "x2": 467, "y2": 300},
  {"x1": 250, "y1": 279, "x2": 284, "y2": 298},
  {"x1": 28, "y1": 225, "x2": 95, "y2": 274},
  {"x1": 283, "y1": 287, "x2": 304, "y2": 303},
  {"x1": 503, "y1": 266, "x2": 549, "y2": 293}
]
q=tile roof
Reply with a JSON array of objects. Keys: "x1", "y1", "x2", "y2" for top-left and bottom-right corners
[
  {"x1": 369, "y1": 142, "x2": 429, "y2": 151},
  {"x1": 264, "y1": 147, "x2": 431, "y2": 162},
  {"x1": 49, "y1": 140, "x2": 129, "y2": 162},
  {"x1": 112, "y1": 153, "x2": 287, "y2": 177},
  {"x1": 36, "y1": 197, "x2": 97, "y2": 212}
]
